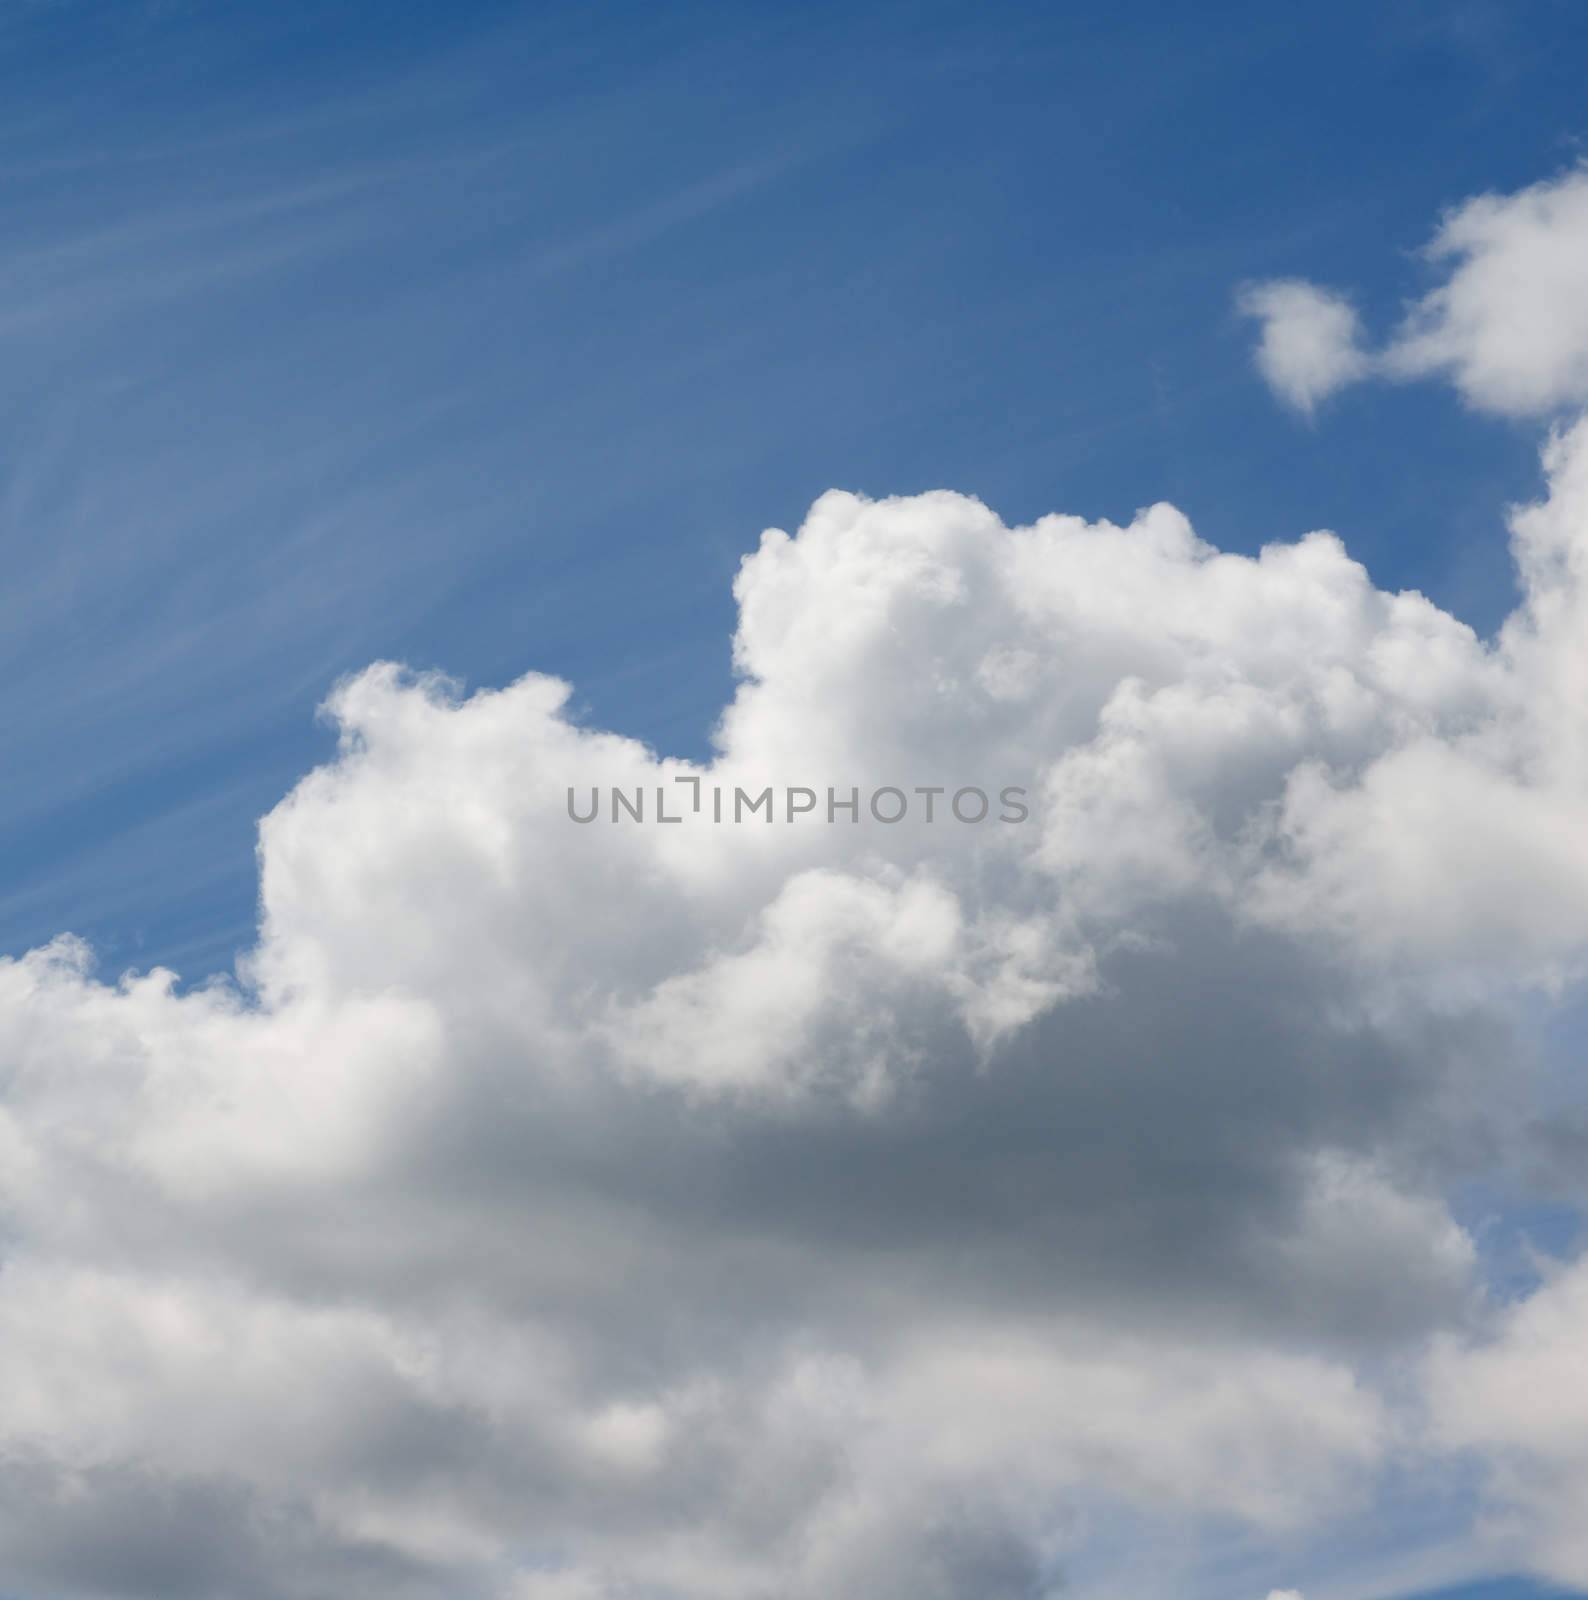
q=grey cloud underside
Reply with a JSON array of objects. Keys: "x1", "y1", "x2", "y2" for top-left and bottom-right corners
[
  {"x1": 103, "y1": 911, "x2": 1493, "y2": 1342},
  {"x1": 0, "y1": 1457, "x2": 450, "y2": 1600},
  {"x1": 380, "y1": 912, "x2": 1491, "y2": 1341},
  {"x1": 3, "y1": 912, "x2": 1496, "y2": 1599}
]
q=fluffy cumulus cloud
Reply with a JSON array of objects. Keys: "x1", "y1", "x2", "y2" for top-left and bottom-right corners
[
  {"x1": 6, "y1": 182, "x2": 1588, "y2": 1599},
  {"x1": 1244, "y1": 165, "x2": 1588, "y2": 419}
]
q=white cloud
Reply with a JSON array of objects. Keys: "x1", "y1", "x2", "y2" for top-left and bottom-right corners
[
  {"x1": 1244, "y1": 167, "x2": 1588, "y2": 419},
  {"x1": 1385, "y1": 166, "x2": 1588, "y2": 416},
  {"x1": 1427, "y1": 1254, "x2": 1588, "y2": 1585},
  {"x1": 1238, "y1": 280, "x2": 1370, "y2": 415},
  {"x1": 1253, "y1": 418, "x2": 1588, "y2": 983},
  {"x1": 0, "y1": 437, "x2": 1580, "y2": 1595},
  {"x1": 5, "y1": 174, "x2": 1588, "y2": 1598}
]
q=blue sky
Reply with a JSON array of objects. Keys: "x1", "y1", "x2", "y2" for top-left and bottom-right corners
[
  {"x1": 3, "y1": 0, "x2": 1583, "y2": 982},
  {"x1": 4, "y1": 6, "x2": 1588, "y2": 1598}
]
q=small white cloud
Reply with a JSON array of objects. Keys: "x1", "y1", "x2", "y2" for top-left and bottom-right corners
[
  {"x1": 1243, "y1": 167, "x2": 1588, "y2": 421},
  {"x1": 1238, "y1": 279, "x2": 1370, "y2": 415}
]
